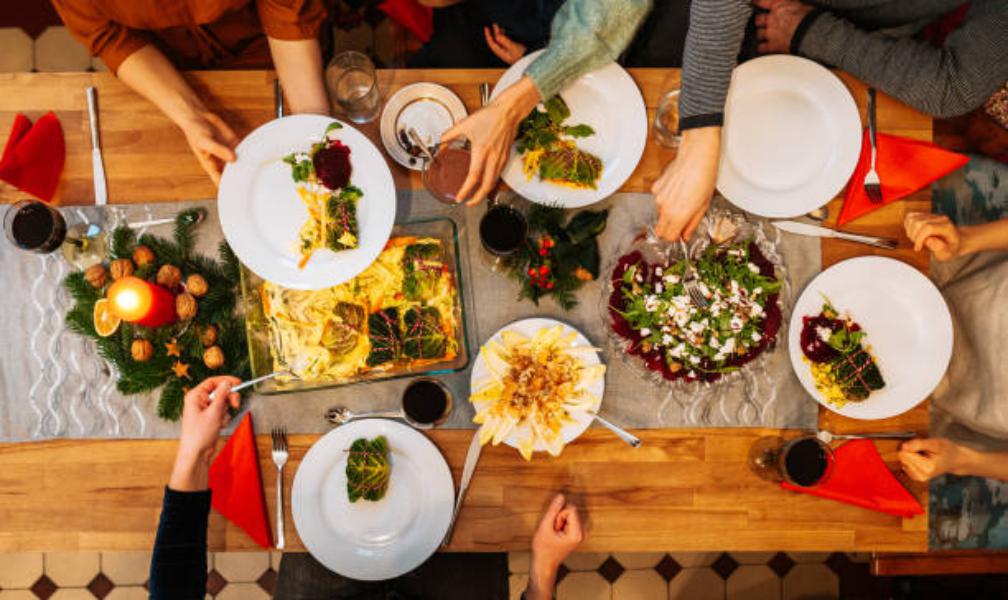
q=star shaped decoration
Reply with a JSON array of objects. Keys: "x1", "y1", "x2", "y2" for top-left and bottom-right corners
[
  {"x1": 165, "y1": 339, "x2": 182, "y2": 358},
  {"x1": 171, "y1": 361, "x2": 191, "y2": 379}
]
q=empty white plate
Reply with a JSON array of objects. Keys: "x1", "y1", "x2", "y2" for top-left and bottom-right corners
[
  {"x1": 380, "y1": 83, "x2": 468, "y2": 170},
  {"x1": 718, "y1": 55, "x2": 862, "y2": 218},
  {"x1": 292, "y1": 419, "x2": 454, "y2": 580},
  {"x1": 218, "y1": 115, "x2": 396, "y2": 290},
  {"x1": 491, "y1": 50, "x2": 647, "y2": 208},
  {"x1": 788, "y1": 256, "x2": 953, "y2": 420}
]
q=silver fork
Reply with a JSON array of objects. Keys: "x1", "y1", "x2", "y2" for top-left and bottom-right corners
[
  {"x1": 864, "y1": 88, "x2": 883, "y2": 204},
  {"x1": 679, "y1": 239, "x2": 708, "y2": 308},
  {"x1": 270, "y1": 427, "x2": 289, "y2": 550}
]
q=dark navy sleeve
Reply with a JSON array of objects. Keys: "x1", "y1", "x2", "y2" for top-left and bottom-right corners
[{"x1": 149, "y1": 487, "x2": 211, "y2": 600}]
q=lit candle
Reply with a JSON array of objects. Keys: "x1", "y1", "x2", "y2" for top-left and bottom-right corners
[{"x1": 107, "y1": 276, "x2": 177, "y2": 327}]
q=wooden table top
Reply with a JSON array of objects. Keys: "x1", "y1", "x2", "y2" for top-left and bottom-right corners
[{"x1": 0, "y1": 69, "x2": 932, "y2": 553}]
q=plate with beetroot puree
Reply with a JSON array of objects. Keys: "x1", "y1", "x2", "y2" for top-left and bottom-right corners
[
  {"x1": 219, "y1": 115, "x2": 395, "y2": 290},
  {"x1": 787, "y1": 256, "x2": 953, "y2": 420}
]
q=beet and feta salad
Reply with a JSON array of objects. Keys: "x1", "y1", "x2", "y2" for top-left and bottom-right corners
[
  {"x1": 800, "y1": 301, "x2": 884, "y2": 406},
  {"x1": 608, "y1": 240, "x2": 783, "y2": 383},
  {"x1": 282, "y1": 121, "x2": 363, "y2": 269}
]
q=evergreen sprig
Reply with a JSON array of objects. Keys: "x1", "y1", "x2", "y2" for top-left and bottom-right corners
[{"x1": 62, "y1": 211, "x2": 250, "y2": 422}]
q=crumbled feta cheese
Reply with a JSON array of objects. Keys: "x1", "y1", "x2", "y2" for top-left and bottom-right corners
[
  {"x1": 751, "y1": 331, "x2": 762, "y2": 342},
  {"x1": 753, "y1": 287, "x2": 763, "y2": 296},
  {"x1": 664, "y1": 274, "x2": 680, "y2": 284},
  {"x1": 722, "y1": 337, "x2": 736, "y2": 354},
  {"x1": 655, "y1": 266, "x2": 663, "y2": 276},
  {"x1": 639, "y1": 327, "x2": 651, "y2": 337},
  {"x1": 710, "y1": 336, "x2": 721, "y2": 349},
  {"x1": 816, "y1": 326, "x2": 832, "y2": 342},
  {"x1": 749, "y1": 303, "x2": 764, "y2": 318},
  {"x1": 689, "y1": 321, "x2": 705, "y2": 334},
  {"x1": 730, "y1": 316, "x2": 744, "y2": 332},
  {"x1": 670, "y1": 343, "x2": 685, "y2": 358},
  {"x1": 689, "y1": 355, "x2": 700, "y2": 364},
  {"x1": 654, "y1": 282, "x2": 663, "y2": 294},
  {"x1": 661, "y1": 333, "x2": 674, "y2": 346},
  {"x1": 747, "y1": 262, "x2": 760, "y2": 274}
]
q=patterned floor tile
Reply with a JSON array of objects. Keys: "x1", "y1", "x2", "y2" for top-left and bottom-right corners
[
  {"x1": 257, "y1": 568, "x2": 277, "y2": 596},
  {"x1": 216, "y1": 582, "x2": 271, "y2": 600},
  {"x1": 597, "y1": 556, "x2": 626, "y2": 584},
  {"x1": 45, "y1": 552, "x2": 100, "y2": 587},
  {"x1": 767, "y1": 552, "x2": 796, "y2": 578},
  {"x1": 104, "y1": 588, "x2": 149, "y2": 600},
  {"x1": 564, "y1": 552, "x2": 611, "y2": 571},
  {"x1": 205, "y1": 570, "x2": 226, "y2": 596},
  {"x1": 732, "y1": 552, "x2": 777, "y2": 565},
  {"x1": 30, "y1": 575, "x2": 57, "y2": 600},
  {"x1": 727, "y1": 565, "x2": 780, "y2": 600},
  {"x1": 34, "y1": 26, "x2": 91, "y2": 72},
  {"x1": 270, "y1": 551, "x2": 283, "y2": 572},
  {"x1": 613, "y1": 552, "x2": 666, "y2": 570},
  {"x1": 0, "y1": 591, "x2": 39, "y2": 600},
  {"x1": 782, "y1": 563, "x2": 838, "y2": 600},
  {"x1": 0, "y1": 552, "x2": 43, "y2": 588},
  {"x1": 49, "y1": 589, "x2": 97, "y2": 600},
  {"x1": 668, "y1": 567, "x2": 725, "y2": 600},
  {"x1": 508, "y1": 551, "x2": 531, "y2": 574},
  {"x1": 711, "y1": 553, "x2": 739, "y2": 580},
  {"x1": 101, "y1": 552, "x2": 151, "y2": 586},
  {"x1": 0, "y1": 28, "x2": 33, "y2": 72},
  {"x1": 213, "y1": 552, "x2": 270, "y2": 582},
  {"x1": 788, "y1": 552, "x2": 831, "y2": 564},
  {"x1": 654, "y1": 554, "x2": 682, "y2": 582},
  {"x1": 669, "y1": 552, "x2": 720, "y2": 568},
  {"x1": 556, "y1": 571, "x2": 611, "y2": 600},
  {"x1": 509, "y1": 573, "x2": 529, "y2": 600},
  {"x1": 87, "y1": 573, "x2": 115, "y2": 599},
  {"x1": 613, "y1": 569, "x2": 666, "y2": 600}
]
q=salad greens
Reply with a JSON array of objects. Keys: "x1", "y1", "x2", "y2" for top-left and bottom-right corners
[
  {"x1": 516, "y1": 96, "x2": 602, "y2": 189},
  {"x1": 345, "y1": 436, "x2": 391, "y2": 503}
]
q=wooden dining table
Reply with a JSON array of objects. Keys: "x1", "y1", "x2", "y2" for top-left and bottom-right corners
[{"x1": 0, "y1": 68, "x2": 932, "y2": 553}]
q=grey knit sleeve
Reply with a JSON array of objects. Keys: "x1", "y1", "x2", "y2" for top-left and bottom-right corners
[
  {"x1": 797, "y1": 0, "x2": 1008, "y2": 118},
  {"x1": 679, "y1": 0, "x2": 751, "y2": 130},
  {"x1": 525, "y1": 0, "x2": 652, "y2": 100}
]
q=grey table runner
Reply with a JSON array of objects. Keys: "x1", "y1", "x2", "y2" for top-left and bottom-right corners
[{"x1": 0, "y1": 192, "x2": 820, "y2": 441}]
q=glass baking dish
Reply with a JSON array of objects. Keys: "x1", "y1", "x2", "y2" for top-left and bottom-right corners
[{"x1": 240, "y1": 216, "x2": 472, "y2": 394}]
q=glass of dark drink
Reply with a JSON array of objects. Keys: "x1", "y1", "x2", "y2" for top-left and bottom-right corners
[
  {"x1": 423, "y1": 139, "x2": 471, "y2": 204},
  {"x1": 780, "y1": 436, "x2": 834, "y2": 487},
  {"x1": 4, "y1": 200, "x2": 67, "y2": 253},
  {"x1": 401, "y1": 377, "x2": 453, "y2": 429},
  {"x1": 478, "y1": 195, "x2": 528, "y2": 272}
]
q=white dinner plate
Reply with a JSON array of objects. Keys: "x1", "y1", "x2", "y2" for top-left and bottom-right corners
[
  {"x1": 491, "y1": 50, "x2": 647, "y2": 208},
  {"x1": 292, "y1": 419, "x2": 454, "y2": 580},
  {"x1": 218, "y1": 115, "x2": 396, "y2": 290},
  {"x1": 718, "y1": 55, "x2": 862, "y2": 218},
  {"x1": 380, "y1": 83, "x2": 468, "y2": 171},
  {"x1": 788, "y1": 256, "x2": 953, "y2": 420},
  {"x1": 470, "y1": 317, "x2": 605, "y2": 455}
]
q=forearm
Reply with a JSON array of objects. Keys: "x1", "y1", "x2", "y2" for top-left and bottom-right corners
[
  {"x1": 525, "y1": 0, "x2": 651, "y2": 99},
  {"x1": 268, "y1": 37, "x2": 330, "y2": 115},
  {"x1": 959, "y1": 219, "x2": 1008, "y2": 256},
  {"x1": 953, "y1": 446, "x2": 1008, "y2": 481},
  {"x1": 149, "y1": 486, "x2": 211, "y2": 599},
  {"x1": 679, "y1": 0, "x2": 750, "y2": 129},
  {"x1": 116, "y1": 46, "x2": 209, "y2": 129},
  {"x1": 524, "y1": 558, "x2": 560, "y2": 600},
  {"x1": 796, "y1": 5, "x2": 1008, "y2": 118}
]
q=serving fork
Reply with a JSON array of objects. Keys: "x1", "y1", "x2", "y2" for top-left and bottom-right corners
[
  {"x1": 679, "y1": 239, "x2": 708, "y2": 308},
  {"x1": 863, "y1": 88, "x2": 883, "y2": 204},
  {"x1": 270, "y1": 427, "x2": 289, "y2": 550}
]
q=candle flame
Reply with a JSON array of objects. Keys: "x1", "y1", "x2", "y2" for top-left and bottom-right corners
[{"x1": 115, "y1": 289, "x2": 141, "y2": 312}]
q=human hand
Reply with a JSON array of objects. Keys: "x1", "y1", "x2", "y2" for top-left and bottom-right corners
[
  {"x1": 170, "y1": 376, "x2": 242, "y2": 491},
  {"x1": 899, "y1": 438, "x2": 972, "y2": 482},
  {"x1": 484, "y1": 23, "x2": 527, "y2": 65},
  {"x1": 179, "y1": 111, "x2": 240, "y2": 186},
  {"x1": 904, "y1": 212, "x2": 963, "y2": 261},
  {"x1": 652, "y1": 127, "x2": 721, "y2": 240},
  {"x1": 441, "y1": 76, "x2": 540, "y2": 205},
  {"x1": 754, "y1": 0, "x2": 815, "y2": 54}
]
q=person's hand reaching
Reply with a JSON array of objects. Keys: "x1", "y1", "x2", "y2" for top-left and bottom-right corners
[
  {"x1": 440, "y1": 76, "x2": 540, "y2": 205},
  {"x1": 170, "y1": 376, "x2": 242, "y2": 491},
  {"x1": 179, "y1": 111, "x2": 240, "y2": 186},
  {"x1": 526, "y1": 494, "x2": 585, "y2": 600},
  {"x1": 899, "y1": 438, "x2": 973, "y2": 482},
  {"x1": 484, "y1": 23, "x2": 527, "y2": 65},
  {"x1": 754, "y1": 0, "x2": 815, "y2": 54},
  {"x1": 652, "y1": 127, "x2": 721, "y2": 241},
  {"x1": 904, "y1": 212, "x2": 963, "y2": 261}
]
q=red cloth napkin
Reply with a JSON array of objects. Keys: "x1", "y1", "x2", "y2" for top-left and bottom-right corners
[
  {"x1": 379, "y1": 0, "x2": 433, "y2": 43},
  {"x1": 781, "y1": 439, "x2": 924, "y2": 517},
  {"x1": 838, "y1": 130, "x2": 968, "y2": 226},
  {"x1": 209, "y1": 413, "x2": 274, "y2": 549},
  {"x1": 0, "y1": 112, "x2": 65, "y2": 202}
]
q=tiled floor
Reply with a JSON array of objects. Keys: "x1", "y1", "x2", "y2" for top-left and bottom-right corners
[{"x1": 0, "y1": 550, "x2": 870, "y2": 599}]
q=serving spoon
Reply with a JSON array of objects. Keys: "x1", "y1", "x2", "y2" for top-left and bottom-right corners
[{"x1": 816, "y1": 430, "x2": 916, "y2": 444}]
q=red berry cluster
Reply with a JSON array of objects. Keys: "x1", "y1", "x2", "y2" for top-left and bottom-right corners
[{"x1": 527, "y1": 235, "x2": 556, "y2": 290}]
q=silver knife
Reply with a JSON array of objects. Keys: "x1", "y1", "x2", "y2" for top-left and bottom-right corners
[
  {"x1": 86, "y1": 86, "x2": 107, "y2": 206},
  {"x1": 442, "y1": 429, "x2": 483, "y2": 547},
  {"x1": 772, "y1": 220, "x2": 898, "y2": 250}
]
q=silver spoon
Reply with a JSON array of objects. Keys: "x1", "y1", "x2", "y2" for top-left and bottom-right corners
[
  {"x1": 816, "y1": 430, "x2": 916, "y2": 444},
  {"x1": 209, "y1": 369, "x2": 294, "y2": 400},
  {"x1": 591, "y1": 413, "x2": 641, "y2": 448},
  {"x1": 407, "y1": 127, "x2": 436, "y2": 164},
  {"x1": 325, "y1": 405, "x2": 440, "y2": 430}
]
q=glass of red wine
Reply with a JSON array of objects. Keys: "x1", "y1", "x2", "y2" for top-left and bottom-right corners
[
  {"x1": 478, "y1": 193, "x2": 528, "y2": 272},
  {"x1": 401, "y1": 377, "x2": 453, "y2": 429},
  {"x1": 748, "y1": 435, "x2": 834, "y2": 488},
  {"x1": 4, "y1": 199, "x2": 67, "y2": 253},
  {"x1": 422, "y1": 138, "x2": 471, "y2": 205}
]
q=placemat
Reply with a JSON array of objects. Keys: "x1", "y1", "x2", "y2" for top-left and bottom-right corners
[{"x1": 0, "y1": 191, "x2": 821, "y2": 440}]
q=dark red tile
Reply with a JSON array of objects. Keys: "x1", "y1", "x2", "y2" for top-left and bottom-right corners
[
  {"x1": 654, "y1": 554, "x2": 682, "y2": 582},
  {"x1": 257, "y1": 568, "x2": 278, "y2": 595},
  {"x1": 826, "y1": 552, "x2": 853, "y2": 576},
  {"x1": 87, "y1": 573, "x2": 115, "y2": 599},
  {"x1": 597, "y1": 556, "x2": 625, "y2": 584},
  {"x1": 206, "y1": 569, "x2": 227, "y2": 596},
  {"x1": 767, "y1": 552, "x2": 796, "y2": 578},
  {"x1": 30, "y1": 575, "x2": 57, "y2": 600},
  {"x1": 711, "y1": 552, "x2": 739, "y2": 580}
]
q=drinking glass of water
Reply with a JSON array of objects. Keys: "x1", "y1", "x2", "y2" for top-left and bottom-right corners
[
  {"x1": 327, "y1": 51, "x2": 382, "y2": 124},
  {"x1": 653, "y1": 89, "x2": 681, "y2": 149}
]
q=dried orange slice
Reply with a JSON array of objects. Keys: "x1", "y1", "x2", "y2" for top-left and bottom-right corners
[{"x1": 93, "y1": 298, "x2": 121, "y2": 337}]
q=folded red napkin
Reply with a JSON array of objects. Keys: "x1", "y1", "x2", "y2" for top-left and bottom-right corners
[
  {"x1": 838, "y1": 130, "x2": 968, "y2": 226},
  {"x1": 0, "y1": 112, "x2": 65, "y2": 202},
  {"x1": 379, "y1": 0, "x2": 433, "y2": 43},
  {"x1": 781, "y1": 439, "x2": 924, "y2": 517},
  {"x1": 209, "y1": 413, "x2": 274, "y2": 549}
]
